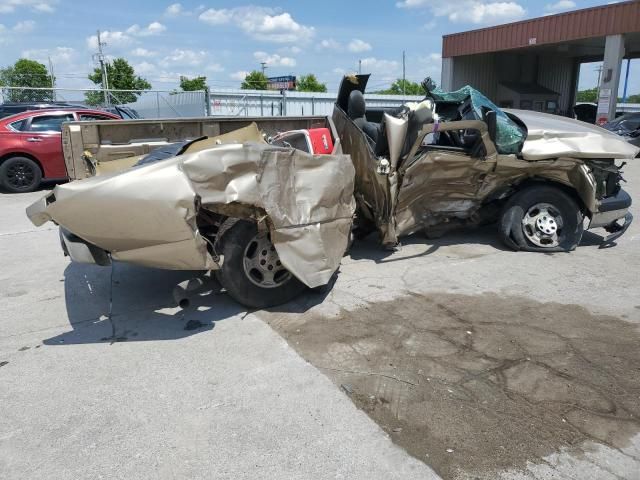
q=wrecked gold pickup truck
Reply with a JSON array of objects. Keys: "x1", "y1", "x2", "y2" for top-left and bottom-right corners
[
  {"x1": 334, "y1": 75, "x2": 636, "y2": 251},
  {"x1": 26, "y1": 75, "x2": 637, "y2": 308},
  {"x1": 27, "y1": 117, "x2": 356, "y2": 308}
]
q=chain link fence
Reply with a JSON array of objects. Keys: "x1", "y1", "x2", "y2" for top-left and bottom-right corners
[
  {"x1": 0, "y1": 86, "x2": 208, "y2": 118},
  {"x1": 1, "y1": 86, "x2": 421, "y2": 119}
]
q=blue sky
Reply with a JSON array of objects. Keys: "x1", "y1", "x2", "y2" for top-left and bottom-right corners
[{"x1": 0, "y1": 0, "x2": 637, "y2": 95}]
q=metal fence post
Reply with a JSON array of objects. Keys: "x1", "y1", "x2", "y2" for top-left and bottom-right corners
[
  {"x1": 204, "y1": 87, "x2": 211, "y2": 116},
  {"x1": 156, "y1": 92, "x2": 160, "y2": 118},
  {"x1": 260, "y1": 94, "x2": 263, "y2": 116},
  {"x1": 282, "y1": 90, "x2": 286, "y2": 116},
  {"x1": 311, "y1": 97, "x2": 315, "y2": 115}
]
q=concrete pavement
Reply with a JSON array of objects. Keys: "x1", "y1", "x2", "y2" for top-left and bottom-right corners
[{"x1": 1, "y1": 159, "x2": 640, "y2": 479}]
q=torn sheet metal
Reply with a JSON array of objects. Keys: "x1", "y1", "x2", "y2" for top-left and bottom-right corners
[
  {"x1": 27, "y1": 142, "x2": 356, "y2": 288},
  {"x1": 505, "y1": 109, "x2": 640, "y2": 160}
]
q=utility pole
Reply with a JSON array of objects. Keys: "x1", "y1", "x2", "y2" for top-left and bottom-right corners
[
  {"x1": 595, "y1": 64, "x2": 603, "y2": 99},
  {"x1": 358, "y1": 59, "x2": 362, "y2": 74},
  {"x1": 621, "y1": 58, "x2": 631, "y2": 103},
  {"x1": 47, "y1": 56, "x2": 55, "y2": 100},
  {"x1": 260, "y1": 62, "x2": 268, "y2": 76},
  {"x1": 402, "y1": 50, "x2": 406, "y2": 98},
  {"x1": 96, "y1": 30, "x2": 110, "y2": 106}
]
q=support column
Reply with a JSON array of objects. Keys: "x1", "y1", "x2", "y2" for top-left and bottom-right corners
[
  {"x1": 441, "y1": 57, "x2": 454, "y2": 91},
  {"x1": 597, "y1": 34, "x2": 625, "y2": 125}
]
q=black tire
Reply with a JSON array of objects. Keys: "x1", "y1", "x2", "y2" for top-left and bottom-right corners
[
  {"x1": 215, "y1": 220, "x2": 306, "y2": 309},
  {"x1": 499, "y1": 185, "x2": 584, "y2": 252},
  {"x1": 0, "y1": 156, "x2": 42, "y2": 193}
]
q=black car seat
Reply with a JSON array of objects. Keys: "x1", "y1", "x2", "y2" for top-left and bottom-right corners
[{"x1": 348, "y1": 90, "x2": 379, "y2": 143}]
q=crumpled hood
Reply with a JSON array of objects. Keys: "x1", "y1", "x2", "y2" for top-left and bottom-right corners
[
  {"x1": 504, "y1": 109, "x2": 640, "y2": 160},
  {"x1": 27, "y1": 142, "x2": 356, "y2": 288}
]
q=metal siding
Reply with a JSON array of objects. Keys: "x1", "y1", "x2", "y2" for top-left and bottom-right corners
[
  {"x1": 537, "y1": 55, "x2": 575, "y2": 115},
  {"x1": 451, "y1": 54, "x2": 498, "y2": 100},
  {"x1": 443, "y1": 1, "x2": 640, "y2": 57}
]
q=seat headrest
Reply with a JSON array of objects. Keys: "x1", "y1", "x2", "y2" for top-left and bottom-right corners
[{"x1": 347, "y1": 90, "x2": 366, "y2": 119}]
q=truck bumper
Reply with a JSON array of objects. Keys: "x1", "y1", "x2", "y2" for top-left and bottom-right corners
[
  {"x1": 59, "y1": 228, "x2": 111, "y2": 266},
  {"x1": 588, "y1": 189, "x2": 633, "y2": 247}
]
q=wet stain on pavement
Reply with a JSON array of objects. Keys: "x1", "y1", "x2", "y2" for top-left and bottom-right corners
[
  {"x1": 0, "y1": 361, "x2": 8, "y2": 368},
  {"x1": 264, "y1": 292, "x2": 640, "y2": 479},
  {"x1": 184, "y1": 319, "x2": 205, "y2": 331}
]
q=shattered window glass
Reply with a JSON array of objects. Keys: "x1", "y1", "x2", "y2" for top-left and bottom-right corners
[{"x1": 430, "y1": 86, "x2": 525, "y2": 154}]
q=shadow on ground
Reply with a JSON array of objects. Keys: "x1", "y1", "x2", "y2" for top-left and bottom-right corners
[
  {"x1": 349, "y1": 224, "x2": 509, "y2": 264},
  {"x1": 43, "y1": 261, "x2": 331, "y2": 346},
  {"x1": 262, "y1": 292, "x2": 640, "y2": 479}
]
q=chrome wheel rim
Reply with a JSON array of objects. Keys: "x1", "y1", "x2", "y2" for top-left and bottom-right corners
[
  {"x1": 242, "y1": 232, "x2": 291, "y2": 288},
  {"x1": 6, "y1": 161, "x2": 36, "y2": 189},
  {"x1": 522, "y1": 202, "x2": 563, "y2": 248}
]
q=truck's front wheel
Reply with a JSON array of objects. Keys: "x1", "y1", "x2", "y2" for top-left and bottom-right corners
[
  {"x1": 216, "y1": 220, "x2": 306, "y2": 308},
  {"x1": 499, "y1": 185, "x2": 584, "y2": 252}
]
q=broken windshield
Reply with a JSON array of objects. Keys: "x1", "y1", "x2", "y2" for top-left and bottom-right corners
[{"x1": 430, "y1": 85, "x2": 526, "y2": 155}]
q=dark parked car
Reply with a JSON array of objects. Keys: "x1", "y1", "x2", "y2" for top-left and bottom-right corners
[
  {"x1": 0, "y1": 108, "x2": 120, "y2": 192},
  {"x1": 603, "y1": 112, "x2": 640, "y2": 151},
  {"x1": 0, "y1": 102, "x2": 82, "y2": 119}
]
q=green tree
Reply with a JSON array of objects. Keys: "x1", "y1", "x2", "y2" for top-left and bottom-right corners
[
  {"x1": 180, "y1": 75, "x2": 207, "y2": 91},
  {"x1": 86, "y1": 58, "x2": 151, "y2": 105},
  {"x1": 296, "y1": 74, "x2": 327, "y2": 93},
  {"x1": 0, "y1": 58, "x2": 54, "y2": 102},
  {"x1": 241, "y1": 70, "x2": 268, "y2": 90},
  {"x1": 377, "y1": 79, "x2": 426, "y2": 96},
  {"x1": 621, "y1": 93, "x2": 640, "y2": 103},
  {"x1": 576, "y1": 88, "x2": 598, "y2": 103}
]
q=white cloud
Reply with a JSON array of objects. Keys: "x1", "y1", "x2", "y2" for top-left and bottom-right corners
[
  {"x1": 230, "y1": 70, "x2": 249, "y2": 80},
  {"x1": 13, "y1": 20, "x2": 36, "y2": 33},
  {"x1": 545, "y1": 0, "x2": 576, "y2": 13},
  {"x1": 161, "y1": 49, "x2": 208, "y2": 67},
  {"x1": 396, "y1": 0, "x2": 429, "y2": 7},
  {"x1": 22, "y1": 46, "x2": 76, "y2": 65},
  {"x1": 417, "y1": 52, "x2": 443, "y2": 81},
  {"x1": 132, "y1": 61, "x2": 158, "y2": 75},
  {"x1": 360, "y1": 57, "x2": 400, "y2": 74},
  {"x1": 165, "y1": 3, "x2": 184, "y2": 16},
  {"x1": 318, "y1": 39, "x2": 341, "y2": 50},
  {"x1": 397, "y1": 0, "x2": 526, "y2": 25},
  {"x1": 279, "y1": 45, "x2": 302, "y2": 55},
  {"x1": 0, "y1": 0, "x2": 57, "y2": 14},
  {"x1": 199, "y1": 6, "x2": 314, "y2": 43},
  {"x1": 86, "y1": 30, "x2": 133, "y2": 50},
  {"x1": 130, "y1": 48, "x2": 157, "y2": 57},
  {"x1": 127, "y1": 22, "x2": 166, "y2": 36},
  {"x1": 348, "y1": 39, "x2": 372, "y2": 53},
  {"x1": 253, "y1": 51, "x2": 296, "y2": 67},
  {"x1": 199, "y1": 8, "x2": 233, "y2": 25},
  {"x1": 332, "y1": 67, "x2": 346, "y2": 75},
  {"x1": 205, "y1": 64, "x2": 224, "y2": 72}
]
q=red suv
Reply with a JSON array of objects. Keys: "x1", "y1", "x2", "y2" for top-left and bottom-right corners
[{"x1": 0, "y1": 109, "x2": 120, "y2": 193}]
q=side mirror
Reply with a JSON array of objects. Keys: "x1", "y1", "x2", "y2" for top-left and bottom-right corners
[{"x1": 483, "y1": 109, "x2": 497, "y2": 144}]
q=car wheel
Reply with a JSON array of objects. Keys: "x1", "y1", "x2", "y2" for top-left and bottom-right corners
[
  {"x1": 499, "y1": 185, "x2": 584, "y2": 252},
  {"x1": 0, "y1": 156, "x2": 42, "y2": 193},
  {"x1": 215, "y1": 220, "x2": 306, "y2": 308}
]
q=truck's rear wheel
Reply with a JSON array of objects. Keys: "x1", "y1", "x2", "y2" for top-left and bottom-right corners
[
  {"x1": 499, "y1": 185, "x2": 584, "y2": 252},
  {"x1": 216, "y1": 220, "x2": 306, "y2": 308}
]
